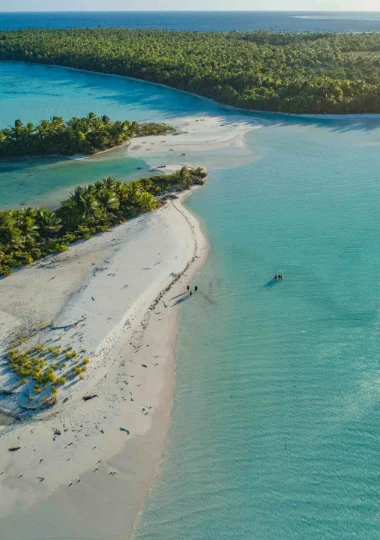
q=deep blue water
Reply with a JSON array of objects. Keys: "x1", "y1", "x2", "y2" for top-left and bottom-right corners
[{"x1": 1, "y1": 11, "x2": 380, "y2": 33}]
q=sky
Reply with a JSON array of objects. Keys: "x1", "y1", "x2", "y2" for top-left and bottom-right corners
[{"x1": 1, "y1": 0, "x2": 380, "y2": 11}]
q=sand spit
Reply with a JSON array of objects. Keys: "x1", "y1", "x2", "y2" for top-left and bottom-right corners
[
  {"x1": 128, "y1": 114, "x2": 264, "y2": 158},
  {"x1": 0, "y1": 112, "x2": 257, "y2": 540},
  {"x1": 0, "y1": 191, "x2": 208, "y2": 540}
]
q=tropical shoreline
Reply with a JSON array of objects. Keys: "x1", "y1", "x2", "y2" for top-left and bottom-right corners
[
  {"x1": 2, "y1": 60, "x2": 380, "y2": 121},
  {"x1": 0, "y1": 66, "x2": 263, "y2": 536},
  {"x1": 0, "y1": 58, "x2": 309, "y2": 538},
  {"x1": 0, "y1": 185, "x2": 208, "y2": 539}
]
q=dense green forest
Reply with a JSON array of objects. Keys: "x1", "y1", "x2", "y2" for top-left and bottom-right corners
[
  {"x1": 0, "y1": 167, "x2": 206, "y2": 277},
  {"x1": 0, "y1": 113, "x2": 174, "y2": 157},
  {"x1": 1, "y1": 29, "x2": 380, "y2": 113}
]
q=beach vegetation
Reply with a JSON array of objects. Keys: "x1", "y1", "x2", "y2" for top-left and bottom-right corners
[
  {"x1": 1, "y1": 29, "x2": 380, "y2": 113},
  {"x1": 0, "y1": 113, "x2": 174, "y2": 158},
  {"x1": 5, "y1": 339, "x2": 90, "y2": 403},
  {"x1": 0, "y1": 167, "x2": 206, "y2": 276}
]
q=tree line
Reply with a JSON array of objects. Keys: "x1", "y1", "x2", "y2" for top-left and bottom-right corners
[
  {"x1": 1, "y1": 28, "x2": 380, "y2": 113},
  {"x1": 0, "y1": 112, "x2": 174, "y2": 157},
  {"x1": 0, "y1": 167, "x2": 206, "y2": 277}
]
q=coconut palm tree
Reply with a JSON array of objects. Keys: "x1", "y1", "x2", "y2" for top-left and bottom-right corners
[
  {"x1": 35, "y1": 209, "x2": 62, "y2": 238},
  {"x1": 72, "y1": 190, "x2": 99, "y2": 222},
  {"x1": 103, "y1": 176, "x2": 117, "y2": 192},
  {"x1": 0, "y1": 113, "x2": 172, "y2": 158},
  {"x1": 0, "y1": 165, "x2": 206, "y2": 277},
  {"x1": 96, "y1": 189, "x2": 120, "y2": 217}
]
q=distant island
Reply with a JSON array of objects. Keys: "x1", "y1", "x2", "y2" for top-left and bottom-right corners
[
  {"x1": 1, "y1": 29, "x2": 380, "y2": 114},
  {"x1": 0, "y1": 166, "x2": 207, "y2": 277},
  {"x1": 0, "y1": 113, "x2": 174, "y2": 158}
]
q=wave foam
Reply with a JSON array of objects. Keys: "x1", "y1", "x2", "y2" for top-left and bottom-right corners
[{"x1": 292, "y1": 15, "x2": 380, "y2": 21}]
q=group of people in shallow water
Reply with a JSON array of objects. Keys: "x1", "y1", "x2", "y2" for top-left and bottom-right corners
[
  {"x1": 187, "y1": 285, "x2": 198, "y2": 296},
  {"x1": 274, "y1": 274, "x2": 283, "y2": 281}
]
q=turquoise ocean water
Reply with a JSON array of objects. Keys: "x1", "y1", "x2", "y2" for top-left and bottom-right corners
[
  {"x1": 2, "y1": 62, "x2": 380, "y2": 538},
  {"x1": 138, "y1": 123, "x2": 380, "y2": 539},
  {"x1": 0, "y1": 61, "x2": 225, "y2": 208}
]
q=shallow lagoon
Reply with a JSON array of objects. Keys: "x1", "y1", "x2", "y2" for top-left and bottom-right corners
[
  {"x1": 2, "y1": 62, "x2": 380, "y2": 539},
  {"x1": 0, "y1": 61, "x2": 226, "y2": 208}
]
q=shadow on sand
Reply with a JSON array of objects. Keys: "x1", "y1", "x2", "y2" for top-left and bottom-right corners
[
  {"x1": 172, "y1": 295, "x2": 191, "y2": 306},
  {"x1": 170, "y1": 292, "x2": 187, "y2": 301}
]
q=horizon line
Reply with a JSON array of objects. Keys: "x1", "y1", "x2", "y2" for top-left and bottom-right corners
[{"x1": 2, "y1": 9, "x2": 380, "y2": 14}]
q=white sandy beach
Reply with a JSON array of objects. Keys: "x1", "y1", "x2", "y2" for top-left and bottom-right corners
[
  {"x1": 0, "y1": 193, "x2": 207, "y2": 540},
  {"x1": 128, "y1": 114, "x2": 262, "y2": 159},
  {"x1": 0, "y1": 114, "x2": 258, "y2": 540}
]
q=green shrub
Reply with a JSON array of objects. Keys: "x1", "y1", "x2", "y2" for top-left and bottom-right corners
[
  {"x1": 30, "y1": 248, "x2": 42, "y2": 260},
  {"x1": 0, "y1": 265, "x2": 12, "y2": 276}
]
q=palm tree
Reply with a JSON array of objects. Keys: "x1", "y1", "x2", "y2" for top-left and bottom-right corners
[
  {"x1": 0, "y1": 212, "x2": 21, "y2": 245},
  {"x1": 128, "y1": 121, "x2": 138, "y2": 135},
  {"x1": 67, "y1": 117, "x2": 80, "y2": 130},
  {"x1": 96, "y1": 189, "x2": 120, "y2": 216},
  {"x1": 15, "y1": 208, "x2": 39, "y2": 244},
  {"x1": 138, "y1": 192, "x2": 159, "y2": 213},
  {"x1": 0, "y1": 112, "x2": 173, "y2": 158},
  {"x1": 92, "y1": 180, "x2": 105, "y2": 194},
  {"x1": 35, "y1": 209, "x2": 62, "y2": 238},
  {"x1": 69, "y1": 187, "x2": 99, "y2": 221},
  {"x1": 87, "y1": 112, "x2": 97, "y2": 127},
  {"x1": 103, "y1": 176, "x2": 117, "y2": 191},
  {"x1": 51, "y1": 116, "x2": 65, "y2": 130}
]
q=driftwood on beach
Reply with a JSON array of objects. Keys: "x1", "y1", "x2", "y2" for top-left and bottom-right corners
[
  {"x1": 83, "y1": 394, "x2": 97, "y2": 402},
  {"x1": 36, "y1": 316, "x2": 87, "y2": 333}
]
